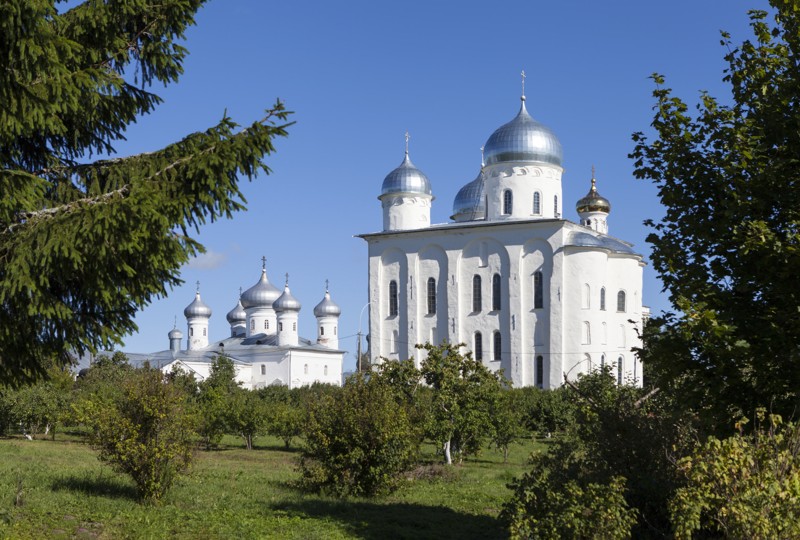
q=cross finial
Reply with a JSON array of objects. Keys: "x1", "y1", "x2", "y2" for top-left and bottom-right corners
[
  {"x1": 404, "y1": 131, "x2": 410, "y2": 155},
  {"x1": 261, "y1": 255, "x2": 266, "y2": 270},
  {"x1": 173, "y1": 316, "x2": 177, "y2": 329},
  {"x1": 285, "y1": 272, "x2": 289, "y2": 287},
  {"x1": 238, "y1": 286, "x2": 242, "y2": 297},
  {"x1": 196, "y1": 280, "x2": 200, "y2": 293},
  {"x1": 521, "y1": 70, "x2": 526, "y2": 100},
  {"x1": 325, "y1": 279, "x2": 329, "y2": 292},
  {"x1": 591, "y1": 165, "x2": 597, "y2": 191}
]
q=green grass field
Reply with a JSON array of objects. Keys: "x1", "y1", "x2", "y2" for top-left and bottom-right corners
[{"x1": 0, "y1": 433, "x2": 544, "y2": 539}]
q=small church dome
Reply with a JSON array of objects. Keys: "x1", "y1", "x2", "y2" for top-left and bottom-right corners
[
  {"x1": 241, "y1": 262, "x2": 281, "y2": 309},
  {"x1": 226, "y1": 299, "x2": 247, "y2": 324},
  {"x1": 274, "y1": 283, "x2": 301, "y2": 312},
  {"x1": 576, "y1": 177, "x2": 611, "y2": 214},
  {"x1": 483, "y1": 98, "x2": 563, "y2": 167},
  {"x1": 168, "y1": 326, "x2": 183, "y2": 339},
  {"x1": 451, "y1": 171, "x2": 486, "y2": 222},
  {"x1": 380, "y1": 152, "x2": 432, "y2": 197},
  {"x1": 314, "y1": 289, "x2": 341, "y2": 317},
  {"x1": 183, "y1": 292, "x2": 212, "y2": 318}
]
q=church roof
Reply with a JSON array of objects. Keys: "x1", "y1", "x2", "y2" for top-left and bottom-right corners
[{"x1": 565, "y1": 231, "x2": 636, "y2": 254}]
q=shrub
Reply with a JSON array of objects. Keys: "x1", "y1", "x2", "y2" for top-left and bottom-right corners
[{"x1": 299, "y1": 373, "x2": 418, "y2": 497}]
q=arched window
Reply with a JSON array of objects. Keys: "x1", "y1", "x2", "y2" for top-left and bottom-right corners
[
  {"x1": 492, "y1": 273, "x2": 501, "y2": 311},
  {"x1": 584, "y1": 353, "x2": 592, "y2": 372},
  {"x1": 503, "y1": 189, "x2": 513, "y2": 215},
  {"x1": 474, "y1": 332, "x2": 483, "y2": 361},
  {"x1": 493, "y1": 331, "x2": 502, "y2": 361},
  {"x1": 533, "y1": 271, "x2": 543, "y2": 309},
  {"x1": 617, "y1": 356, "x2": 624, "y2": 385},
  {"x1": 536, "y1": 355, "x2": 544, "y2": 388},
  {"x1": 619, "y1": 325, "x2": 626, "y2": 348},
  {"x1": 583, "y1": 321, "x2": 591, "y2": 345},
  {"x1": 391, "y1": 330, "x2": 399, "y2": 353},
  {"x1": 320, "y1": 326, "x2": 325, "y2": 336},
  {"x1": 617, "y1": 290, "x2": 626, "y2": 312},
  {"x1": 427, "y1": 277, "x2": 436, "y2": 315},
  {"x1": 533, "y1": 192, "x2": 541, "y2": 215},
  {"x1": 472, "y1": 275, "x2": 482, "y2": 312},
  {"x1": 389, "y1": 280, "x2": 398, "y2": 316},
  {"x1": 600, "y1": 354, "x2": 606, "y2": 369},
  {"x1": 600, "y1": 287, "x2": 606, "y2": 311},
  {"x1": 261, "y1": 364, "x2": 266, "y2": 375},
  {"x1": 582, "y1": 283, "x2": 591, "y2": 309}
]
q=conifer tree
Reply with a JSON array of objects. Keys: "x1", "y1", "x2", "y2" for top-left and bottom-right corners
[{"x1": 0, "y1": 1, "x2": 291, "y2": 384}]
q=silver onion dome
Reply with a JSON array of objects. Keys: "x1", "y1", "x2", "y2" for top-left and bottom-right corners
[
  {"x1": 184, "y1": 292, "x2": 212, "y2": 318},
  {"x1": 274, "y1": 284, "x2": 301, "y2": 312},
  {"x1": 451, "y1": 171, "x2": 486, "y2": 222},
  {"x1": 168, "y1": 326, "x2": 183, "y2": 339},
  {"x1": 576, "y1": 177, "x2": 611, "y2": 214},
  {"x1": 241, "y1": 266, "x2": 281, "y2": 309},
  {"x1": 483, "y1": 98, "x2": 563, "y2": 167},
  {"x1": 226, "y1": 299, "x2": 247, "y2": 324},
  {"x1": 314, "y1": 289, "x2": 341, "y2": 317},
  {"x1": 380, "y1": 152, "x2": 433, "y2": 197}
]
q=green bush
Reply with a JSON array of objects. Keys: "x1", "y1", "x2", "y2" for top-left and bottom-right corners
[
  {"x1": 299, "y1": 373, "x2": 418, "y2": 497},
  {"x1": 74, "y1": 367, "x2": 197, "y2": 503}
]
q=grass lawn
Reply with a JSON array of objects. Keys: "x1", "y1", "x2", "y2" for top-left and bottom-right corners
[{"x1": 0, "y1": 433, "x2": 545, "y2": 539}]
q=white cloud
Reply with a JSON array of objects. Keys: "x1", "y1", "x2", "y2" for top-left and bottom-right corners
[{"x1": 186, "y1": 250, "x2": 227, "y2": 270}]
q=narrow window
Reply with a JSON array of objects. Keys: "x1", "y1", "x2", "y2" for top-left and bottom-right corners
[
  {"x1": 582, "y1": 283, "x2": 591, "y2": 309},
  {"x1": 493, "y1": 331, "x2": 501, "y2": 361},
  {"x1": 320, "y1": 326, "x2": 325, "y2": 336},
  {"x1": 503, "y1": 189, "x2": 513, "y2": 215},
  {"x1": 389, "y1": 280, "x2": 398, "y2": 316},
  {"x1": 203, "y1": 328, "x2": 206, "y2": 337},
  {"x1": 264, "y1": 320, "x2": 268, "y2": 329},
  {"x1": 260, "y1": 364, "x2": 266, "y2": 375},
  {"x1": 474, "y1": 332, "x2": 483, "y2": 361},
  {"x1": 304, "y1": 364, "x2": 308, "y2": 375},
  {"x1": 617, "y1": 356, "x2": 624, "y2": 385},
  {"x1": 190, "y1": 328, "x2": 194, "y2": 337},
  {"x1": 492, "y1": 273, "x2": 501, "y2": 311},
  {"x1": 472, "y1": 275, "x2": 482, "y2": 312},
  {"x1": 430, "y1": 327, "x2": 437, "y2": 344},
  {"x1": 583, "y1": 321, "x2": 591, "y2": 345},
  {"x1": 533, "y1": 192, "x2": 541, "y2": 214},
  {"x1": 600, "y1": 287, "x2": 606, "y2": 311},
  {"x1": 533, "y1": 271, "x2": 543, "y2": 309},
  {"x1": 293, "y1": 322, "x2": 296, "y2": 331},
  {"x1": 617, "y1": 290, "x2": 626, "y2": 312},
  {"x1": 536, "y1": 355, "x2": 544, "y2": 388},
  {"x1": 334, "y1": 326, "x2": 337, "y2": 336},
  {"x1": 279, "y1": 322, "x2": 283, "y2": 332},
  {"x1": 324, "y1": 365, "x2": 328, "y2": 376},
  {"x1": 392, "y1": 330, "x2": 399, "y2": 353},
  {"x1": 554, "y1": 195, "x2": 559, "y2": 217},
  {"x1": 427, "y1": 277, "x2": 436, "y2": 315},
  {"x1": 601, "y1": 354, "x2": 606, "y2": 369},
  {"x1": 619, "y1": 325, "x2": 626, "y2": 347}
]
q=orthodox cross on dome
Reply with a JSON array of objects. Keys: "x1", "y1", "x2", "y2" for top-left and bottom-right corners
[
  {"x1": 238, "y1": 286, "x2": 242, "y2": 298},
  {"x1": 591, "y1": 165, "x2": 597, "y2": 191},
  {"x1": 195, "y1": 280, "x2": 200, "y2": 293},
  {"x1": 285, "y1": 272, "x2": 289, "y2": 287},
  {"x1": 261, "y1": 255, "x2": 266, "y2": 270},
  {"x1": 404, "y1": 131, "x2": 410, "y2": 155},
  {"x1": 173, "y1": 316, "x2": 177, "y2": 329},
  {"x1": 521, "y1": 70, "x2": 526, "y2": 100},
  {"x1": 325, "y1": 279, "x2": 329, "y2": 292}
]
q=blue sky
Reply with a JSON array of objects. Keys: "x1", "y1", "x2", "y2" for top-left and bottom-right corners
[{"x1": 105, "y1": 0, "x2": 757, "y2": 370}]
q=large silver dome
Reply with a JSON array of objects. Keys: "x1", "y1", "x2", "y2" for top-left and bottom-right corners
[
  {"x1": 226, "y1": 299, "x2": 247, "y2": 324},
  {"x1": 483, "y1": 98, "x2": 562, "y2": 167},
  {"x1": 313, "y1": 290, "x2": 341, "y2": 317},
  {"x1": 274, "y1": 284, "x2": 301, "y2": 312},
  {"x1": 241, "y1": 267, "x2": 281, "y2": 309},
  {"x1": 380, "y1": 152, "x2": 432, "y2": 197},
  {"x1": 451, "y1": 171, "x2": 486, "y2": 222},
  {"x1": 184, "y1": 292, "x2": 212, "y2": 318}
]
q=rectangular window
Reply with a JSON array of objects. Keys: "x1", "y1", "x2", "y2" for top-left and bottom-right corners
[
  {"x1": 427, "y1": 277, "x2": 436, "y2": 315},
  {"x1": 533, "y1": 271, "x2": 543, "y2": 309},
  {"x1": 260, "y1": 364, "x2": 266, "y2": 375},
  {"x1": 389, "y1": 280, "x2": 398, "y2": 317},
  {"x1": 536, "y1": 355, "x2": 544, "y2": 388},
  {"x1": 472, "y1": 275, "x2": 482, "y2": 312}
]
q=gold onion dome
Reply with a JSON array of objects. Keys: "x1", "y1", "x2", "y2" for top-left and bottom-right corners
[{"x1": 576, "y1": 177, "x2": 611, "y2": 214}]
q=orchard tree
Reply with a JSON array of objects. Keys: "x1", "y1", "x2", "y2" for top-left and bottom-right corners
[
  {"x1": 631, "y1": 1, "x2": 800, "y2": 426},
  {"x1": 0, "y1": 0, "x2": 291, "y2": 385}
]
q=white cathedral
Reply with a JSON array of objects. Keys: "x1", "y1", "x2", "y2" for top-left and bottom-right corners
[
  {"x1": 135, "y1": 261, "x2": 345, "y2": 389},
  {"x1": 359, "y1": 88, "x2": 647, "y2": 388}
]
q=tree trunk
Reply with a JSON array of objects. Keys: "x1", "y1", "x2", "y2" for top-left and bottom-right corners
[{"x1": 443, "y1": 439, "x2": 452, "y2": 465}]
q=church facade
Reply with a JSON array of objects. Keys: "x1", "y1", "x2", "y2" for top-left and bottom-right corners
[
  {"x1": 359, "y1": 91, "x2": 647, "y2": 388},
  {"x1": 139, "y1": 261, "x2": 345, "y2": 389}
]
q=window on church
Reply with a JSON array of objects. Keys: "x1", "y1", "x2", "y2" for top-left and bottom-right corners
[
  {"x1": 617, "y1": 290, "x2": 626, "y2": 312},
  {"x1": 279, "y1": 322, "x2": 283, "y2": 332},
  {"x1": 493, "y1": 331, "x2": 501, "y2": 361},
  {"x1": 261, "y1": 365, "x2": 266, "y2": 375},
  {"x1": 334, "y1": 326, "x2": 337, "y2": 335},
  {"x1": 583, "y1": 321, "x2": 591, "y2": 345},
  {"x1": 472, "y1": 275, "x2": 482, "y2": 312},
  {"x1": 503, "y1": 189, "x2": 513, "y2": 215},
  {"x1": 264, "y1": 320, "x2": 267, "y2": 330},
  {"x1": 190, "y1": 328, "x2": 194, "y2": 337},
  {"x1": 601, "y1": 354, "x2": 606, "y2": 369},
  {"x1": 600, "y1": 287, "x2": 606, "y2": 310},
  {"x1": 492, "y1": 273, "x2": 501, "y2": 311},
  {"x1": 293, "y1": 322, "x2": 296, "y2": 331},
  {"x1": 389, "y1": 280, "x2": 398, "y2": 316},
  {"x1": 427, "y1": 277, "x2": 436, "y2": 315},
  {"x1": 619, "y1": 324, "x2": 626, "y2": 348},
  {"x1": 304, "y1": 364, "x2": 308, "y2": 375},
  {"x1": 533, "y1": 271, "x2": 543, "y2": 309},
  {"x1": 474, "y1": 332, "x2": 483, "y2": 361},
  {"x1": 582, "y1": 283, "x2": 590, "y2": 309},
  {"x1": 533, "y1": 192, "x2": 541, "y2": 215},
  {"x1": 536, "y1": 355, "x2": 544, "y2": 388},
  {"x1": 392, "y1": 330, "x2": 399, "y2": 353},
  {"x1": 320, "y1": 326, "x2": 324, "y2": 336},
  {"x1": 554, "y1": 195, "x2": 559, "y2": 217},
  {"x1": 617, "y1": 356, "x2": 624, "y2": 385},
  {"x1": 324, "y1": 365, "x2": 328, "y2": 376}
]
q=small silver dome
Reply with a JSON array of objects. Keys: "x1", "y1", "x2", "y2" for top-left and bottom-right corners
[
  {"x1": 483, "y1": 98, "x2": 563, "y2": 167},
  {"x1": 451, "y1": 171, "x2": 486, "y2": 222},
  {"x1": 274, "y1": 284, "x2": 301, "y2": 312},
  {"x1": 241, "y1": 267, "x2": 281, "y2": 309},
  {"x1": 168, "y1": 326, "x2": 183, "y2": 339},
  {"x1": 184, "y1": 292, "x2": 212, "y2": 319},
  {"x1": 576, "y1": 177, "x2": 611, "y2": 214},
  {"x1": 313, "y1": 290, "x2": 341, "y2": 317},
  {"x1": 380, "y1": 152, "x2": 432, "y2": 197},
  {"x1": 226, "y1": 299, "x2": 247, "y2": 324}
]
